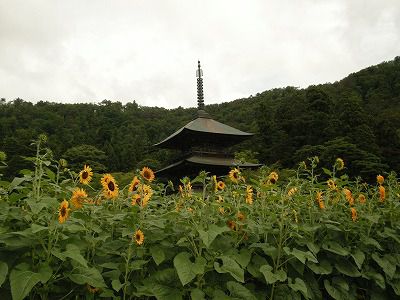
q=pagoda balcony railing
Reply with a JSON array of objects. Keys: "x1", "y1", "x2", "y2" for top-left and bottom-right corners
[{"x1": 182, "y1": 149, "x2": 233, "y2": 159}]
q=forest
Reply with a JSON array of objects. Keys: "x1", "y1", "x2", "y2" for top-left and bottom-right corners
[{"x1": 1, "y1": 56, "x2": 400, "y2": 180}]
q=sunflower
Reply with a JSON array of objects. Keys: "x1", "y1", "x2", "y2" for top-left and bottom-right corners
[
  {"x1": 288, "y1": 187, "x2": 298, "y2": 197},
  {"x1": 134, "y1": 229, "x2": 144, "y2": 245},
  {"x1": 131, "y1": 194, "x2": 141, "y2": 206},
  {"x1": 358, "y1": 194, "x2": 366, "y2": 204},
  {"x1": 140, "y1": 167, "x2": 155, "y2": 182},
  {"x1": 141, "y1": 184, "x2": 153, "y2": 207},
  {"x1": 379, "y1": 185, "x2": 385, "y2": 202},
  {"x1": 101, "y1": 174, "x2": 119, "y2": 199},
  {"x1": 227, "y1": 220, "x2": 237, "y2": 231},
  {"x1": 350, "y1": 207, "x2": 357, "y2": 222},
  {"x1": 128, "y1": 176, "x2": 140, "y2": 193},
  {"x1": 343, "y1": 188, "x2": 354, "y2": 206},
  {"x1": 71, "y1": 188, "x2": 88, "y2": 209},
  {"x1": 316, "y1": 192, "x2": 325, "y2": 209},
  {"x1": 377, "y1": 175, "x2": 384, "y2": 185},
  {"x1": 335, "y1": 158, "x2": 345, "y2": 171},
  {"x1": 178, "y1": 185, "x2": 184, "y2": 197},
  {"x1": 229, "y1": 168, "x2": 241, "y2": 183},
  {"x1": 237, "y1": 211, "x2": 245, "y2": 221},
  {"x1": 327, "y1": 179, "x2": 337, "y2": 190},
  {"x1": 58, "y1": 199, "x2": 70, "y2": 223},
  {"x1": 268, "y1": 172, "x2": 279, "y2": 184},
  {"x1": 217, "y1": 181, "x2": 225, "y2": 191},
  {"x1": 87, "y1": 284, "x2": 99, "y2": 294},
  {"x1": 79, "y1": 165, "x2": 93, "y2": 185},
  {"x1": 246, "y1": 185, "x2": 253, "y2": 205},
  {"x1": 185, "y1": 182, "x2": 192, "y2": 197}
]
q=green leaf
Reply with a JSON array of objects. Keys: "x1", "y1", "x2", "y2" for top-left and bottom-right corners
[
  {"x1": 323, "y1": 279, "x2": 347, "y2": 300},
  {"x1": 0, "y1": 261, "x2": 8, "y2": 287},
  {"x1": 63, "y1": 244, "x2": 88, "y2": 268},
  {"x1": 173, "y1": 252, "x2": 197, "y2": 286},
  {"x1": 372, "y1": 253, "x2": 396, "y2": 279},
  {"x1": 8, "y1": 177, "x2": 25, "y2": 192},
  {"x1": 351, "y1": 249, "x2": 365, "y2": 269},
  {"x1": 99, "y1": 288, "x2": 115, "y2": 298},
  {"x1": 325, "y1": 224, "x2": 343, "y2": 232},
  {"x1": 335, "y1": 259, "x2": 361, "y2": 277},
  {"x1": 102, "y1": 270, "x2": 121, "y2": 280},
  {"x1": 38, "y1": 263, "x2": 52, "y2": 283},
  {"x1": 274, "y1": 285, "x2": 302, "y2": 300},
  {"x1": 137, "y1": 282, "x2": 183, "y2": 300},
  {"x1": 322, "y1": 168, "x2": 332, "y2": 176},
  {"x1": 307, "y1": 259, "x2": 332, "y2": 275},
  {"x1": 247, "y1": 254, "x2": 268, "y2": 279},
  {"x1": 322, "y1": 241, "x2": 349, "y2": 256},
  {"x1": 332, "y1": 277, "x2": 349, "y2": 291},
  {"x1": 233, "y1": 249, "x2": 251, "y2": 268},
  {"x1": 212, "y1": 289, "x2": 232, "y2": 300},
  {"x1": 284, "y1": 247, "x2": 318, "y2": 264},
  {"x1": 362, "y1": 237, "x2": 383, "y2": 251},
  {"x1": 31, "y1": 223, "x2": 48, "y2": 234},
  {"x1": 306, "y1": 242, "x2": 320, "y2": 255},
  {"x1": 111, "y1": 279, "x2": 123, "y2": 292},
  {"x1": 226, "y1": 281, "x2": 257, "y2": 300},
  {"x1": 65, "y1": 224, "x2": 85, "y2": 233},
  {"x1": 304, "y1": 271, "x2": 322, "y2": 299},
  {"x1": 198, "y1": 225, "x2": 229, "y2": 248},
  {"x1": 150, "y1": 246, "x2": 166, "y2": 266},
  {"x1": 214, "y1": 256, "x2": 244, "y2": 283},
  {"x1": 145, "y1": 268, "x2": 178, "y2": 286},
  {"x1": 259, "y1": 264, "x2": 287, "y2": 284},
  {"x1": 388, "y1": 279, "x2": 400, "y2": 296},
  {"x1": 45, "y1": 168, "x2": 56, "y2": 181},
  {"x1": 67, "y1": 267, "x2": 106, "y2": 287},
  {"x1": 131, "y1": 260, "x2": 148, "y2": 270},
  {"x1": 362, "y1": 269, "x2": 386, "y2": 289},
  {"x1": 381, "y1": 227, "x2": 400, "y2": 245},
  {"x1": 190, "y1": 288, "x2": 206, "y2": 300},
  {"x1": 99, "y1": 262, "x2": 120, "y2": 270},
  {"x1": 26, "y1": 198, "x2": 47, "y2": 214},
  {"x1": 288, "y1": 277, "x2": 309, "y2": 299},
  {"x1": 249, "y1": 243, "x2": 277, "y2": 260},
  {"x1": 10, "y1": 268, "x2": 42, "y2": 300}
]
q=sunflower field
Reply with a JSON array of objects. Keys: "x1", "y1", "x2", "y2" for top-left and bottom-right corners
[{"x1": 0, "y1": 138, "x2": 400, "y2": 300}]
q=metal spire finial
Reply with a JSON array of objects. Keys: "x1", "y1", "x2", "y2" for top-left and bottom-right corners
[{"x1": 196, "y1": 60, "x2": 204, "y2": 110}]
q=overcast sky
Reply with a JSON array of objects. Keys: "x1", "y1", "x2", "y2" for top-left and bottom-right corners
[{"x1": 0, "y1": 1, "x2": 399, "y2": 109}]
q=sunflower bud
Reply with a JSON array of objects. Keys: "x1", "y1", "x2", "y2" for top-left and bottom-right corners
[
  {"x1": 38, "y1": 133, "x2": 47, "y2": 143},
  {"x1": 0, "y1": 151, "x2": 6, "y2": 162},
  {"x1": 59, "y1": 158, "x2": 68, "y2": 168},
  {"x1": 335, "y1": 158, "x2": 344, "y2": 170}
]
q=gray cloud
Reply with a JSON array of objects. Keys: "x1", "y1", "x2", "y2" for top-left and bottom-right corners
[{"x1": 0, "y1": 0, "x2": 399, "y2": 108}]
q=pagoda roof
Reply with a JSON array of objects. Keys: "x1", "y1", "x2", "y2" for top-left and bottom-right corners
[
  {"x1": 155, "y1": 154, "x2": 261, "y2": 178},
  {"x1": 154, "y1": 114, "x2": 254, "y2": 149}
]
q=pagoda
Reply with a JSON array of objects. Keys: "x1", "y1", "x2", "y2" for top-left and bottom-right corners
[{"x1": 154, "y1": 61, "x2": 260, "y2": 179}]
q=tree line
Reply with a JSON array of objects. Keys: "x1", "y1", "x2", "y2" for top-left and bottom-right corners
[{"x1": 1, "y1": 56, "x2": 399, "y2": 180}]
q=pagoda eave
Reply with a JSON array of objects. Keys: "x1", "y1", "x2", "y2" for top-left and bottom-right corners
[
  {"x1": 155, "y1": 155, "x2": 261, "y2": 178},
  {"x1": 153, "y1": 114, "x2": 255, "y2": 149}
]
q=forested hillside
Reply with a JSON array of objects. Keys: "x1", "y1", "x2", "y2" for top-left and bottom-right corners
[{"x1": 1, "y1": 57, "x2": 399, "y2": 179}]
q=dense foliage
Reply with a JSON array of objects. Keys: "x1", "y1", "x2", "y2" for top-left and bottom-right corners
[
  {"x1": 1, "y1": 57, "x2": 400, "y2": 180},
  {"x1": 0, "y1": 140, "x2": 399, "y2": 299}
]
